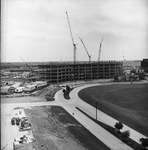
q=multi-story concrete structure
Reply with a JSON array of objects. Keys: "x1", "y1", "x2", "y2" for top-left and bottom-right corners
[
  {"x1": 141, "y1": 59, "x2": 148, "y2": 74},
  {"x1": 38, "y1": 61, "x2": 123, "y2": 83}
]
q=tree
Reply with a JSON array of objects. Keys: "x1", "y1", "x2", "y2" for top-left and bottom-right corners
[
  {"x1": 139, "y1": 73, "x2": 145, "y2": 80},
  {"x1": 140, "y1": 138, "x2": 148, "y2": 148},
  {"x1": 66, "y1": 85, "x2": 70, "y2": 92},
  {"x1": 62, "y1": 89, "x2": 66, "y2": 93},
  {"x1": 114, "y1": 121, "x2": 124, "y2": 133},
  {"x1": 121, "y1": 130, "x2": 130, "y2": 142}
]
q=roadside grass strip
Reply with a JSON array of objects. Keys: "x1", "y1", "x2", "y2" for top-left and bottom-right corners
[
  {"x1": 50, "y1": 106, "x2": 111, "y2": 150},
  {"x1": 76, "y1": 107, "x2": 145, "y2": 150}
]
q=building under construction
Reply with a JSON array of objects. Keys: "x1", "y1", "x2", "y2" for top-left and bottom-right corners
[
  {"x1": 38, "y1": 61, "x2": 123, "y2": 83},
  {"x1": 36, "y1": 12, "x2": 123, "y2": 83}
]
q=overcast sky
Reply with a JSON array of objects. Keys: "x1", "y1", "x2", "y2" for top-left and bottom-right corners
[{"x1": 1, "y1": 0, "x2": 148, "y2": 62}]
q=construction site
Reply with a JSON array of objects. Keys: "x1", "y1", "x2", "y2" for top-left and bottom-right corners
[
  {"x1": 37, "y1": 61, "x2": 123, "y2": 83},
  {"x1": 1, "y1": 11, "x2": 147, "y2": 86},
  {"x1": 1, "y1": 9, "x2": 148, "y2": 150},
  {"x1": 36, "y1": 12, "x2": 145, "y2": 84}
]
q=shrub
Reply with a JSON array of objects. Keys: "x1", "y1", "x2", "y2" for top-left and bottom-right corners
[
  {"x1": 140, "y1": 138, "x2": 148, "y2": 148},
  {"x1": 62, "y1": 89, "x2": 66, "y2": 93},
  {"x1": 121, "y1": 130, "x2": 130, "y2": 142},
  {"x1": 66, "y1": 85, "x2": 70, "y2": 92},
  {"x1": 114, "y1": 121, "x2": 124, "y2": 133}
]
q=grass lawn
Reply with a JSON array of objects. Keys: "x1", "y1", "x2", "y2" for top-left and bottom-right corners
[
  {"x1": 76, "y1": 107, "x2": 143, "y2": 150},
  {"x1": 78, "y1": 83, "x2": 148, "y2": 136}
]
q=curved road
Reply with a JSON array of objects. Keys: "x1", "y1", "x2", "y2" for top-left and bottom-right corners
[
  {"x1": 68, "y1": 83, "x2": 147, "y2": 143},
  {"x1": 2, "y1": 83, "x2": 147, "y2": 150}
]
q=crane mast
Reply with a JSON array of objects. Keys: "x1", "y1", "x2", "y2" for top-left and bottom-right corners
[
  {"x1": 66, "y1": 11, "x2": 77, "y2": 63},
  {"x1": 79, "y1": 37, "x2": 91, "y2": 63},
  {"x1": 98, "y1": 38, "x2": 103, "y2": 61}
]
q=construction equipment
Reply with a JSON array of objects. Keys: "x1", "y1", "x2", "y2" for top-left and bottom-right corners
[
  {"x1": 19, "y1": 119, "x2": 31, "y2": 131},
  {"x1": 98, "y1": 38, "x2": 103, "y2": 61},
  {"x1": 20, "y1": 57, "x2": 40, "y2": 81},
  {"x1": 13, "y1": 134, "x2": 33, "y2": 150},
  {"x1": 20, "y1": 57, "x2": 34, "y2": 74},
  {"x1": 79, "y1": 37, "x2": 91, "y2": 63},
  {"x1": 66, "y1": 11, "x2": 77, "y2": 63}
]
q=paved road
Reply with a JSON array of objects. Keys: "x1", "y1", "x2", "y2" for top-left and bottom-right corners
[
  {"x1": 55, "y1": 85, "x2": 133, "y2": 150},
  {"x1": 2, "y1": 82, "x2": 147, "y2": 150},
  {"x1": 68, "y1": 84, "x2": 147, "y2": 144}
]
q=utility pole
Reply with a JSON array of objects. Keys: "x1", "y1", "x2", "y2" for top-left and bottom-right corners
[
  {"x1": 96, "y1": 102, "x2": 98, "y2": 120},
  {"x1": 66, "y1": 11, "x2": 77, "y2": 64},
  {"x1": 98, "y1": 38, "x2": 103, "y2": 62},
  {"x1": 79, "y1": 37, "x2": 91, "y2": 63}
]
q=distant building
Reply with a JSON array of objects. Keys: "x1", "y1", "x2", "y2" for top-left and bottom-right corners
[
  {"x1": 38, "y1": 61, "x2": 123, "y2": 83},
  {"x1": 123, "y1": 60, "x2": 141, "y2": 70},
  {"x1": 141, "y1": 59, "x2": 148, "y2": 73}
]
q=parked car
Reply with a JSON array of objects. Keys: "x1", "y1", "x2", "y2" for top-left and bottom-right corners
[{"x1": 8, "y1": 87, "x2": 16, "y2": 94}]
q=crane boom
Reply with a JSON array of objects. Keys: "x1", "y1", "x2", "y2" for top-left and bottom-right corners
[
  {"x1": 20, "y1": 57, "x2": 34, "y2": 73},
  {"x1": 98, "y1": 38, "x2": 103, "y2": 61},
  {"x1": 66, "y1": 11, "x2": 74, "y2": 45},
  {"x1": 66, "y1": 11, "x2": 77, "y2": 63},
  {"x1": 79, "y1": 37, "x2": 91, "y2": 62}
]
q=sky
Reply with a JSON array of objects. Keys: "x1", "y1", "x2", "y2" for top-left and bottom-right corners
[{"x1": 1, "y1": 0, "x2": 148, "y2": 62}]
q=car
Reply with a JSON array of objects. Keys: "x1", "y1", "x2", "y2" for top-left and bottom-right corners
[{"x1": 11, "y1": 118, "x2": 16, "y2": 125}]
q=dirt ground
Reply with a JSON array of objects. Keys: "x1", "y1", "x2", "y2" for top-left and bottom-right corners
[
  {"x1": 32, "y1": 85, "x2": 61, "y2": 101},
  {"x1": 24, "y1": 106, "x2": 110, "y2": 150},
  {"x1": 1, "y1": 85, "x2": 61, "y2": 104}
]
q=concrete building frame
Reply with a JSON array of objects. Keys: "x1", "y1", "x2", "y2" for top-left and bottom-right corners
[{"x1": 38, "y1": 61, "x2": 123, "y2": 83}]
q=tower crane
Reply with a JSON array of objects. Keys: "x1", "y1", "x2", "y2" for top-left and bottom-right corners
[
  {"x1": 66, "y1": 11, "x2": 77, "y2": 63},
  {"x1": 79, "y1": 37, "x2": 91, "y2": 63},
  {"x1": 98, "y1": 38, "x2": 103, "y2": 61}
]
